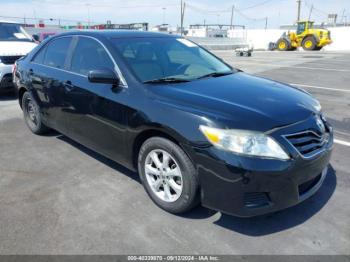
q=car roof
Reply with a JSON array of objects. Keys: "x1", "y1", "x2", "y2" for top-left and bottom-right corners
[
  {"x1": 56, "y1": 30, "x2": 179, "y2": 39},
  {"x1": 0, "y1": 20, "x2": 21, "y2": 24}
]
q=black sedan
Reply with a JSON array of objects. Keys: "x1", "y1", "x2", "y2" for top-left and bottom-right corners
[{"x1": 13, "y1": 31, "x2": 333, "y2": 217}]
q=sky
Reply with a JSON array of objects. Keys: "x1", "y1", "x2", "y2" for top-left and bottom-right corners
[{"x1": 0, "y1": 0, "x2": 349, "y2": 29}]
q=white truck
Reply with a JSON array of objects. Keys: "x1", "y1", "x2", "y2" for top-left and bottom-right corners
[{"x1": 0, "y1": 21, "x2": 37, "y2": 93}]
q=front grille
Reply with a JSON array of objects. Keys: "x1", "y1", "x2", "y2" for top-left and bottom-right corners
[
  {"x1": 298, "y1": 174, "x2": 322, "y2": 196},
  {"x1": 0, "y1": 55, "x2": 23, "y2": 65},
  {"x1": 244, "y1": 192, "x2": 270, "y2": 208},
  {"x1": 285, "y1": 131, "x2": 329, "y2": 158}
]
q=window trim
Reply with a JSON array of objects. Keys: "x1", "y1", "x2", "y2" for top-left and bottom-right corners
[
  {"x1": 69, "y1": 35, "x2": 127, "y2": 87},
  {"x1": 30, "y1": 34, "x2": 128, "y2": 87}
]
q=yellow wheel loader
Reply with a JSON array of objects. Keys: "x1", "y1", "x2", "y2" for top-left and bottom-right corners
[{"x1": 276, "y1": 21, "x2": 332, "y2": 51}]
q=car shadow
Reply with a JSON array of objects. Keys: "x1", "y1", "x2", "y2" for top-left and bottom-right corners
[
  {"x1": 54, "y1": 133, "x2": 337, "y2": 235},
  {"x1": 56, "y1": 135, "x2": 141, "y2": 184}
]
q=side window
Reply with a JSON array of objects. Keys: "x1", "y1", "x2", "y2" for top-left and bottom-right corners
[
  {"x1": 70, "y1": 37, "x2": 114, "y2": 76},
  {"x1": 43, "y1": 37, "x2": 72, "y2": 69},
  {"x1": 32, "y1": 46, "x2": 47, "y2": 64},
  {"x1": 297, "y1": 23, "x2": 305, "y2": 35}
]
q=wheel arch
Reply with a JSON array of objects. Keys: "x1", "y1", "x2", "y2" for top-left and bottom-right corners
[
  {"x1": 132, "y1": 127, "x2": 193, "y2": 171},
  {"x1": 302, "y1": 34, "x2": 319, "y2": 43},
  {"x1": 18, "y1": 86, "x2": 28, "y2": 109}
]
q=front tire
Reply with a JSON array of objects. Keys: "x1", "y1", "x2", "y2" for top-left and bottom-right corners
[
  {"x1": 138, "y1": 137, "x2": 199, "y2": 214},
  {"x1": 277, "y1": 38, "x2": 289, "y2": 51},
  {"x1": 22, "y1": 92, "x2": 50, "y2": 135}
]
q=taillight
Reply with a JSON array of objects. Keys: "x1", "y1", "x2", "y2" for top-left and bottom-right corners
[{"x1": 12, "y1": 63, "x2": 16, "y2": 75}]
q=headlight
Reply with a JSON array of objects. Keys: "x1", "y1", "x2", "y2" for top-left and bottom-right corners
[
  {"x1": 314, "y1": 99, "x2": 322, "y2": 112},
  {"x1": 199, "y1": 126, "x2": 290, "y2": 160}
]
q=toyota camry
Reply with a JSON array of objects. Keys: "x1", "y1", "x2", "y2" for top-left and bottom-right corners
[{"x1": 13, "y1": 31, "x2": 333, "y2": 217}]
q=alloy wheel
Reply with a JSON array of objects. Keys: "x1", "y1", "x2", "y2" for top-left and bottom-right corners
[
  {"x1": 25, "y1": 97, "x2": 39, "y2": 129},
  {"x1": 144, "y1": 149, "x2": 183, "y2": 202}
]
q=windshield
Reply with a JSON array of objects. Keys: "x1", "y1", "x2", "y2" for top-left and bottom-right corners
[
  {"x1": 111, "y1": 37, "x2": 233, "y2": 83},
  {"x1": 0, "y1": 23, "x2": 33, "y2": 42}
]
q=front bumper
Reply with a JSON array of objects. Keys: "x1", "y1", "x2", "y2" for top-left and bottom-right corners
[
  {"x1": 0, "y1": 63, "x2": 14, "y2": 91},
  {"x1": 185, "y1": 116, "x2": 333, "y2": 217}
]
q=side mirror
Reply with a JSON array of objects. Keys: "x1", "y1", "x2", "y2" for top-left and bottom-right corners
[
  {"x1": 88, "y1": 69, "x2": 120, "y2": 85},
  {"x1": 32, "y1": 34, "x2": 40, "y2": 42}
]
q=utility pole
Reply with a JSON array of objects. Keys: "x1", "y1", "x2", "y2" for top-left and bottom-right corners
[
  {"x1": 341, "y1": 9, "x2": 346, "y2": 25},
  {"x1": 296, "y1": 0, "x2": 301, "y2": 22},
  {"x1": 308, "y1": 4, "x2": 313, "y2": 20},
  {"x1": 86, "y1": 3, "x2": 91, "y2": 28},
  {"x1": 180, "y1": 0, "x2": 183, "y2": 35},
  {"x1": 230, "y1": 5, "x2": 234, "y2": 29},
  {"x1": 162, "y1": 7, "x2": 167, "y2": 25},
  {"x1": 265, "y1": 17, "x2": 268, "y2": 29},
  {"x1": 180, "y1": 1, "x2": 186, "y2": 35}
]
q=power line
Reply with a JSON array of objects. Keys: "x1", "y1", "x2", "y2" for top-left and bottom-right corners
[
  {"x1": 0, "y1": 15, "x2": 96, "y2": 24},
  {"x1": 186, "y1": 4, "x2": 231, "y2": 15},
  {"x1": 241, "y1": 0, "x2": 276, "y2": 11},
  {"x1": 234, "y1": 8, "x2": 267, "y2": 21},
  {"x1": 304, "y1": 1, "x2": 328, "y2": 16}
]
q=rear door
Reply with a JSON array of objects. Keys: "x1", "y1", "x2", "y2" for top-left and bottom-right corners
[
  {"x1": 61, "y1": 36, "x2": 129, "y2": 163},
  {"x1": 29, "y1": 36, "x2": 73, "y2": 132}
]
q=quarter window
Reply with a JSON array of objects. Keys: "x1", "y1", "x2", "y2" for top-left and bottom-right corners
[
  {"x1": 70, "y1": 37, "x2": 114, "y2": 76},
  {"x1": 43, "y1": 37, "x2": 72, "y2": 69},
  {"x1": 32, "y1": 46, "x2": 47, "y2": 64}
]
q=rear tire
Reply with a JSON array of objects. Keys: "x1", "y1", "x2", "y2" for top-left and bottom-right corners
[
  {"x1": 138, "y1": 137, "x2": 199, "y2": 214},
  {"x1": 302, "y1": 36, "x2": 317, "y2": 51},
  {"x1": 22, "y1": 92, "x2": 50, "y2": 135}
]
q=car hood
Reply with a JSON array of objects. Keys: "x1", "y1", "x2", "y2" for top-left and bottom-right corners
[
  {"x1": 149, "y1": 72, "x2": 320, "y2": 131},
  {"x1": 0, "y1": 41, "x2": 37, "y2": 56}
]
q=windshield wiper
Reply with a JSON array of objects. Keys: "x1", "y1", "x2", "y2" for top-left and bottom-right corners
[
  {"x1": 197, "y1": 71, "x2": 234, "y2": 79},
  {"x1": 143, "y1": 77, "x2": 190, "y2": 84}
]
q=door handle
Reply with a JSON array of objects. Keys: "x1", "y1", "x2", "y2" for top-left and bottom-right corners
[{"x1": 64, "y1": 80, "x2": 75, "y2": 92}]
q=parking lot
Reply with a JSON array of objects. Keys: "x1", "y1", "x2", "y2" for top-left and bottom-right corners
[{"x1": 0, "y1": 51, "x2": 349, "y2": 255}]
